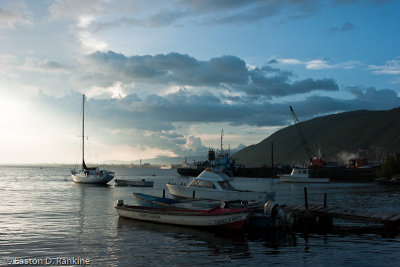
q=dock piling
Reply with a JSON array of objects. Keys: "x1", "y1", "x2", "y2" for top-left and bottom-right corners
[{"x1": 304, "y1": 187, "x2": 308, "y2": 210}]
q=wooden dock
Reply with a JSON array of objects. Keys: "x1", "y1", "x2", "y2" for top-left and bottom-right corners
[
  {"x1": 282, "y1": 205, "x2": 400, "y2": 234},
  {"x1": 281, "y1": 187, "x2": 400, "y2": 235}
]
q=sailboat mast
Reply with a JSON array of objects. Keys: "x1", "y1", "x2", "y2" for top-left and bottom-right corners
[{"x1": 82, "y1": 94, "x2": 85, "y2": 168}]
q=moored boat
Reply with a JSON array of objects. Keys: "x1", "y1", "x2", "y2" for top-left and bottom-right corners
[
  {"x1": 132, "y1": 192, "x2": 260, "y2": 210},
  {"x1": 71, "y1": 94, "x2": 115, "y2": 184},
  {"x1": 115, "y1": 179, "x2": 154, "y2": 187},
  {"x1": 177, "y1": 130, "x2": 240, "y2": 177},
  {"x1": 280, "y1": 167, "x2": 329, "y2": 183},
  {"x1": 167, "y1": 168, "x2": 276, "y2": 202},
  {"x1": 115, "y1": 200, "x2": 254, "y2": 230}
]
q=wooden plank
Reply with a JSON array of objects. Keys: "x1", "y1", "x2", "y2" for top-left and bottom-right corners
[
  {"x1": 312, "y1": 206, "x2": 326, "y2": 212},
  {"x1": 308, "y1": 206, "x2": 321, "y2": 211},
  {"x1": 381, "y1": 214, "x2": 395, "y2": 220},
  {"x1": 387, "y1": 214, "x2": 400, "y2": 222}
]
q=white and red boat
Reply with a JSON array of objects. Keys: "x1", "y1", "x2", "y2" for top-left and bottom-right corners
[{"x1": 115, "y1": 200, "x2": 254, "y2": 230}]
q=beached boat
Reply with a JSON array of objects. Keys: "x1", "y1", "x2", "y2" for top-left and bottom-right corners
[
  {"x1": 280, "y1": 167, "x2": 329, "y2": 183},
  {"x1": 115, "y1": 179, "x2": 154, "y2": 187},
  {"x1": 115, "y1": 200, "x2": 254, "y2": 230},
  {"x1": 167, "y1": 168, "x2": 276, "y2": 202},
  {"x1": 71, "y1": 94, "x2": 114, "y2": 184}
]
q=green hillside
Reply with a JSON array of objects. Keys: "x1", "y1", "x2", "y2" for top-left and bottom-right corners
[{"x1": 233, "y1": 107, "x2": 400, "y2": 167}]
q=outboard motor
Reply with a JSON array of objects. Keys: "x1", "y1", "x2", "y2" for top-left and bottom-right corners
[
  {"x1": 264, "y1": 201, "x2": 287, "y2": 228},
  {"x1": 264, "y1": 201, "x2": 279, "y2": 217},
  {"x1": 116, "y1": 200, "x2": 124, "y2": 207}
]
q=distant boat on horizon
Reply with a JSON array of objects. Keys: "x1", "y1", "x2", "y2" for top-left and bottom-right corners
[
  {"x1": 71, "y1": 94, "x2": 115, "y2": 184},
  {"x1": 160, "y1": 165, "x2": 172, "y2": 169}
]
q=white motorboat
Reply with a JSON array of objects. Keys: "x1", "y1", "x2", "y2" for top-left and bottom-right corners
[
  {"x1": 167, "y1": 168, "x2": 275, "y2": 202},
  {"x1": 71, "y1": 94, "x2": 115, "y2": 184},
  {"x1": 280, "y1": 167, "x2": 329, "y2": 183}
]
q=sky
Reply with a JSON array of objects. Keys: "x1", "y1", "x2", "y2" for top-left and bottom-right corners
[{"x1": 1, "y1": 0, "x2": 400, "y2": 164}]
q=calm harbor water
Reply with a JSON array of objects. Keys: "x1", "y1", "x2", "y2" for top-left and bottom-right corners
[{"x1": 0, "y1": 166, "x2": 399, "y2": 266}]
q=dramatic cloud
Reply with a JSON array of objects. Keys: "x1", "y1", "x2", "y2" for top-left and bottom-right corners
[
  {"x1": 37, "y1": 85, "x2": 400, "y2": 134},
  {"x1": 84, "y1": 51, "x2": 339, "y2": 98}
]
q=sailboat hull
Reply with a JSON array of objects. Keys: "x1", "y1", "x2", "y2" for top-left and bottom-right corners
[{"x1": 71, "y1": 170, "x2": 114, "y2": 184}]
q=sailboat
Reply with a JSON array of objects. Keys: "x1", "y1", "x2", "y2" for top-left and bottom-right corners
[{"x1": 71, "y1": 94, "x2": 115, "y2": 184}]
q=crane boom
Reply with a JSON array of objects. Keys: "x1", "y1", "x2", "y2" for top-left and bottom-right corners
[{"x1": 290, "y1": 106, "x2": 313, "y2": 162}]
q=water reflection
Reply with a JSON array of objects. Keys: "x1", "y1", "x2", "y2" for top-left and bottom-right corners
[
  {"x1": 117, "y1": 217, "x2": 250, "y2": 259},
  {"x1": 0, "y1": 167, "x2": 399, "y2": 266}
]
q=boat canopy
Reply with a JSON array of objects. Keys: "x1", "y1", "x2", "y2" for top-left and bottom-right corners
[{"x1": 196, "y1": 168, "x2": 226, "y2": 182}]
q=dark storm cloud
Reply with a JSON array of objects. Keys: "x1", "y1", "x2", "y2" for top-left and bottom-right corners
[
  {"x1": 37, "y1": 85, "x2": 400, "y2": 156},
  {"x1": 348, "y1": 87, "x2": 400, "y2": 109},
  {"x1": 39, "y1": 86, "x2": 400, "y2": 132},
  {"x1": 86, "y1": 51, "x2": 338, "y2": 97}
]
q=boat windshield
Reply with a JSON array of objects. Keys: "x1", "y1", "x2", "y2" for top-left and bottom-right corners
[
  {"x1": 217, "y1": 181, "x2": 235, "y2": 191},
  {"x1": 188, "y1": 179, "x2": 216, "y2": 189}
]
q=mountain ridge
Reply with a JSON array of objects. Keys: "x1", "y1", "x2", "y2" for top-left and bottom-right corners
[{"x1": 232, "y1": 107, "x2": 400, "y2": 167}]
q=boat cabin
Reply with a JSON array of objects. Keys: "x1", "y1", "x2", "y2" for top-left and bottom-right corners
[
  {"x1": 187, "y1": 168, "x2": 236, "y2": 191},
  {"x1": 290, "y1": 168, "x2": 310, "y2": 178}
]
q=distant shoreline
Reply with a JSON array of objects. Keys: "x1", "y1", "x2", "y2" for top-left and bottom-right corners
[{"x1": 0, "y1": 163, "x2": 179, "y2": 169}]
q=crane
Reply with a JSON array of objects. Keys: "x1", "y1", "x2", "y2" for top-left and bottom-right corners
[{"x1": 290, "y1": 106, "x2": 325, "y2": 167}]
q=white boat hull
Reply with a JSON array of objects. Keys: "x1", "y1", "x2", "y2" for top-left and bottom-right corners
[
  {"x1": 116, "y1": 205, "x2": 252, "y2": 229},
  {"x1": 72, "y1": 171, "x2": 114, "y2": 184},
  {"x1": 280, "y1": 167, "x2": 329, "y2": 183},
  {"x1": 166, "y1": 183, "x2": 275, "y2": 202}
]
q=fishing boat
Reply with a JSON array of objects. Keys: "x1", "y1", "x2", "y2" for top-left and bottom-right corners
[
  {"x1": 280, "y1": 167, "x2": 329, "y2": 183},
  {"x1": 133, "y1": 192, "x2": 184, "y2": 208},
  {"x1": 71, "y1": 94, "x2": 115, "y2": 184},
  {"x1": 115, "y1": 200, "x2": 254, "y2": 230},
  {"x1": 167, "y1": 168, "x2": 276, "y2": 202},
  {"x1": 115, "y1": 179, "x2": 154, "y2": 187},
  {"x1": 132, "y1": 192, "x2": 258, "y2": 210}
]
